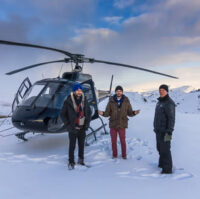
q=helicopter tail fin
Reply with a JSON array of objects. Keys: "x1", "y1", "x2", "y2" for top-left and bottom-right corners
[
  {"x1": 109, "y1": 75, "x2": 113, "y2": 94},
  {"x1": 97, "y1": 75, "x2": 114, "y2": 103}
]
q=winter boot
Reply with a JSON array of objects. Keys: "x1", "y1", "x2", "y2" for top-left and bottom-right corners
[
  {"x1": 161, "y1": 169, "x2": 172, "y2": 174},
  {"x1": 68, "y1": 162, "x2": 75, "y2": 170},
  {"x1": 77, "y1": 158, "x2": 85, "y2": 166}
]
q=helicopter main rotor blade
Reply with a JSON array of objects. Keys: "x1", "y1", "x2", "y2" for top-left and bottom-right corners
[
  {"x1": 0, "y1": 40, "x2": 73, "y2": 58},
  {"x1": 6, "y1": 59, "x2": 69, "y2": 75},
  {"x1": 87, "y1": 58, "x2": 178, "y2": 79}
]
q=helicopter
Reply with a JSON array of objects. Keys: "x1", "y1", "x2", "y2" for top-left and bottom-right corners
[{"x1": 0, "y1": 40, "x2": 178, "y2": 142}]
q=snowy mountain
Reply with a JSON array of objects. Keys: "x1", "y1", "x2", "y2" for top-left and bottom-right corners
[
  {"x1": 0, "y1": 87, "x2": 200, "y2": 199},
  {"x1": 139, "y1": 86, "x2": 200, "y2": 114},
  {"x1": 0, "y1": 101, "x2": 11, "y2": 116}
]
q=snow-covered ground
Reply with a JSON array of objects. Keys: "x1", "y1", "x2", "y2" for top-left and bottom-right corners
[{"x1": 0, "y1": 87, "x2": 200, "y2": 199}]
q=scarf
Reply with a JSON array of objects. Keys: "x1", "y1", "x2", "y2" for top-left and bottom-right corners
[
  {"x1": 70, "y1": 92, "x2": 85, "y2": 127},
  {"x1": 113, "y1": 94, "x2": 124, "y2": 108}
]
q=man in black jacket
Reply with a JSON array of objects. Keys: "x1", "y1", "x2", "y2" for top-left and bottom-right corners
[
  {"x1": 61, "y1": 83, "x2": 91, "y2": 169},
  {"x1": 154, "y1": 84, "x2": 175, "y2": 174}
]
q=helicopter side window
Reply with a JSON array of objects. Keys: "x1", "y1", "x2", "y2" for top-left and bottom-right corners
[
  {"x1": 83, "y1": 84, "x2": 93, "y2": 103},
  {"x1": 34, "y1": 82, "x2": 73, "y2": 109},
  {"x1": 20, "y1": 84, "x2": 45, "y2": 106},
  {"x1": 82, "y1": 83, "x2": 97, "y2": 117},
  {"x1": 48, "y1": 84, "x2": 72, "y2": 109},
  {"x1": 35, "y1": 83, "x2": 60, "y2": 108},
  {"x1": 52, "y1": 84, "x2": 72, "y2": 109}
]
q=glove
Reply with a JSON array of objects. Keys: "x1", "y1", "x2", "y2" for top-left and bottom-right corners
[
  {"x1": 167, "y1": 131, "x2": 172, "y2": 136},
  {"x1": 164, "y1": 133, "x2": 172, "y2": 142}
]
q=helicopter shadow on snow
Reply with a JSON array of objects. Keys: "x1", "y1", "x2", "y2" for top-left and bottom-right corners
[
  {"x1": 15, "y1": 133, "x2": 69, "y2": 153},
  {"x1": 0, "y1": 129, "x2": 70, "y2": 165}
]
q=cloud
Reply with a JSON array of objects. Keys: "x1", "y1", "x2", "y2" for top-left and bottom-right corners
[
  {"x1": 0, "y1": 14, "x2": 47, "y2": 76},
  {"x1": 114, "y1": 0, "x2": 135, "y2": 9},
  {"x1": 151, "y1": 52, "x2": 200, "y2": 66},
  {"x1": 0, "y1": 0, "x2": 96, "y2": 44},
  {"x1": 1, "y1": 0, "x2": 95, "y2": 22},
  {"x1": 103, "y1": 16, "x2": 123, "y2": 24},
  {"x1": 1, "y1": 0, "x2": 200, "y2": 99},
  {"x1": 127, "y1": 66, "x2": 200, "y2": 92},
  {"x1": 166, "y1": 0, "x2": 200, "y2": 8},
  {"x1": 61, "y1": 0, "x2": 200, "y2": 91},
  {"x1": 0, "y1": 15, "x2": 39, "y2": 42},
  {"x1": 68, "y1": 28, "x2": 119, "y2": 55}
]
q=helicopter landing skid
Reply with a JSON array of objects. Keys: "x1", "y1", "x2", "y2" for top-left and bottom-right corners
[
  {"x1": 98, "y1": 116, "x2": 109, "y2": 134},
  {"x1": 15, "y1": 131, "x2": 29, "y2": 141},
  {"x1": 85, "y1": 123, "x2": 107, "y2": 146}
]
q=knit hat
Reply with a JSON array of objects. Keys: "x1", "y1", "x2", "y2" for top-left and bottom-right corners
[
  {"x1": 115, "y1": 85, "x2": 123, "y2": 92},
  {"x1": 73, "y1": 83, "x2": 83, "y2": 92},
  {"x1": 159, "y1": 84, "x2": 168, "y2": 92}
]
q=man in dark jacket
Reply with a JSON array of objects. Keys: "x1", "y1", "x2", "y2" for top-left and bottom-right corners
[
  {"x1": 99, "y1": 86, "x2": 140, "y2": 159},
  {"x1": 61, "y1": 83, "x2": 91, "y2": 169},
  {"x1": 154, "y1": 84, "x2": 175, "y2": 174}
]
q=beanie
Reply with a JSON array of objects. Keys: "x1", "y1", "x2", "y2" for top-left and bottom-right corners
[
  {"x1": 115, "y1": 85, "x2": 123, "y2": 92},
  {"x1": 73, "y1": 83, "x2": 83, "y2": 92},
  {"x1": 159, "y1": 84, "x2": 168, "y2": 92}
]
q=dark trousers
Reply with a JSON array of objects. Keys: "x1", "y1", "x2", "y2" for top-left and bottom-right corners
[
  {"x1": 68, "y1": 130, "x2": 86, "y2": 163},
  {"x1": 156, "y1": 132, "x2": 173, "y2": 171}
]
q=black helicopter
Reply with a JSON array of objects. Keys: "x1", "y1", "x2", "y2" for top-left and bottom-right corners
[{"x1": 0, "y1": 40, "x2": 178, "y2": 141}]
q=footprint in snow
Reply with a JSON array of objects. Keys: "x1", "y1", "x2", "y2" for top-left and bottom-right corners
[
  {"x1": 0, "y1": 152, "x2": 64, "y2": 165},
  {"x1": 116, "y1": 167, "x2": 193, "y2": 181},
  {"x1": 172, "y1": 173, "x2": 193, "y2": 180}
]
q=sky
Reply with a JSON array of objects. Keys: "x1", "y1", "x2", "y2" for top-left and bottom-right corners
[{"x1": 0, "y1": 0, "x2": 200, "y2": 102}]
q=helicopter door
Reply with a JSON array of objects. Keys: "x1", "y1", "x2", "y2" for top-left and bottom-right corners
[
  {"x1": 12, "y1": 77, "x2": 32, "y2": 112},
  {"x1": 81, "y1": 79, "x2": 98, "y2": 120}
]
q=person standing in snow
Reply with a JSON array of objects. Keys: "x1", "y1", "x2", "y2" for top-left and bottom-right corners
[
  {"x1": 61, "y1": 83, "x2": 91, "y2": 169},
  {"x1": 98, "y1": 86, "x2": 140, "y2": 159},
  {"x1": 154, "y1": 84, "x2": 175, "y2": 174}
]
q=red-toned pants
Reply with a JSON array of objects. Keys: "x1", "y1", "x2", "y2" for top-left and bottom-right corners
[{"x1": 110, "y1": 128, "x2": 126, "y2": 158}]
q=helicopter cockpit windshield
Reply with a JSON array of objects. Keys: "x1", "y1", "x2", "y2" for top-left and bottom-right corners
[{"x1": 19, "y1": 82, "x2": 73, "y2": 109}]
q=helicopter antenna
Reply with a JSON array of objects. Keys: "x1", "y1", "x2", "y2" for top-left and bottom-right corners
[
  {"x1": 71, "y1": 61, "x2": 73, "y2": 71},
  {"x1": 58, "y1": 63, "x2": 64, "y2": 78},
  {"x1": 82, "y1": 62, "x2": 84, "y2": 72}
]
